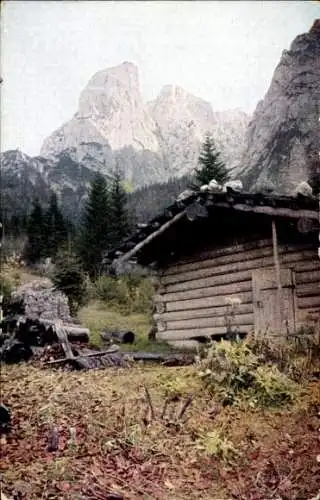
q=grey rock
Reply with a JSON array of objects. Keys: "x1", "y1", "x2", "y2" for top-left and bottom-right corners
[
  {"x1": 208, "y1": 179, "x2": 222, "y2": 193},
  {"x1": 12, "y1": 279, "x2": 72, "y2": 323},
  {"x1": 238, "y1": 24, "x2": 320, "y2": 193}
]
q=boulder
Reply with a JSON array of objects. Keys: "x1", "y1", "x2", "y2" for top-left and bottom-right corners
[{"x1": 11, "y1": 279, "x2": 72, "y2": 323}]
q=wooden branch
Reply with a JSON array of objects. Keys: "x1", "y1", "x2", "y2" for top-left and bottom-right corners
[
  {"x1": 177, "y1": 396, "x2": 193, "y2": 420},
  {"x1": 144, "y1": 386, "x2": 155, "y2": 421},
  {"x1": 47, "y1": 426, "x2": 59, "y2": 452},
  {"x1": 160, "y1": 397, "x2": 170, "y2": 420},
  {"x1": 115, "y1": 209, "x2": 187, "y2": 264}
]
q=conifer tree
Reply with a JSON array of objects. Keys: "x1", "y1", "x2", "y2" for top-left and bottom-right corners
[
  {"x1": 109, "y1": 168, "x2": 131, "y2": 248},
  {"x1": 78, "y1": 173, "x2": 111, "y2": 277},
  {"x1": 193, "y1": 134, "x2": 229, "y2": 187},
  {"x1": 24, "y1": 200, "x2": 46, "y2": 263},
  {"x1": 44, "y1": 193, "x2": 68, "y2": 258}
]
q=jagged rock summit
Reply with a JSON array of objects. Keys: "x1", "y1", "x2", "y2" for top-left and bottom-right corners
[
  {"x1": 41, "y1": 62, "x2": 159, "y2": 159},
  {"x1": 40, "y1": 61, "x2": 249, "y2": 186},
  {"x1": 238, "y1": 20, "x2": 320, "y2": 194}
]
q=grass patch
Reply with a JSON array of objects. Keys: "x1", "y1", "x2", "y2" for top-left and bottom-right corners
[
  {"x1": 1, "y1": 263, "x2": 40, "y2": 287},
  {"x1": 78, "y1": 300, "x2": 172, "y2": 352}
]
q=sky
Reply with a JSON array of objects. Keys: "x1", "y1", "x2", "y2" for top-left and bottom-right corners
[{"x1": 1, "y1": 0, "x2": 319, "y2": 156}]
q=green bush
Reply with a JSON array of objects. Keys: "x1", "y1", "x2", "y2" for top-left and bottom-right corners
[
  {"x1": 0, "y1": 275, "x2": 15, "y2": 315},
  {"x1": 196, "y1": 339, "x2": 297, "y2": 407},
  {"x1": 93, "y1": 273, "x2": 155, "y2": 316},
  {"x1": 131, "y1": 277, "x2": 154, "y2": 314},
  {"x1": 247, "y1": 330, "x2": 320, "y2": 382},
  {"x1": 94, "y1": 276, "x2": 129, "y2": 306},
  {"x1": 252, "y1": 364, "x2": 296, "y2": 407},
  {"x1": 196, "y1": 430, "x2": 237, "y2": 460},
  {"x1": 52, "y1": 250, "x2": 88, "y2": 315}
]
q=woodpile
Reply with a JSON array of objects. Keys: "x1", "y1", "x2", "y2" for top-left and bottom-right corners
[
  {"x1": 0, "y1": 314, "x2": 128, "y2": 369},
  {"x1": 0, "y1": 306, "x2": 194, "y2": 370}
]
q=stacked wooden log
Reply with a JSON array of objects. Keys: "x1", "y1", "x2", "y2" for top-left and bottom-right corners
[{"x1": 0, "y1": 314, "x2": 195, "y2": 369}]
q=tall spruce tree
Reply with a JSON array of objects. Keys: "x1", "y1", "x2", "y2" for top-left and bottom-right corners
[
  {"x1": 43, "y1": 193, "x2": 68, "y2": 258},
  {"x1": 24, "y1": 199, "x2": 46, "y2": 263},
  {"x1": 78, "y1": 173, "x2": 111, "y2": 277},
  {"x1": 194, "y1": 134, "x2": 229, "y2": 187},
  {"x1": 109, "y1": 169, "x2": 131, "y2": 248}
]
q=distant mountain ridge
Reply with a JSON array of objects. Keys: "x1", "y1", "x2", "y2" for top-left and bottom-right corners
[
  {"x1": 40, "y1": 61, "x2": 250, "y2": 186},
  {"x1": 1, "y1": 62, "x2": 250, "y2": 218},
  {"x1": 2, "y1": 21, "x2": 319, "y2": 222}
]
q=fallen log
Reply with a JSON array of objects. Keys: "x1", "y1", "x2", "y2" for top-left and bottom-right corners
[
  {"x1": 45, "y1": 346, "x2": 120, "y2": 366},
  {"x1": 122, "y1": 351, "x2": 194, "y2": 366},
  {"x1": 39, "y1": 319, "x2": 90, "y2": 342},
  {"x1": 1, "y1": 316, "x2": 90, "y2": 344},
  {"x1": 101, "y1": 329, "x2": 135, "y2": 344}
]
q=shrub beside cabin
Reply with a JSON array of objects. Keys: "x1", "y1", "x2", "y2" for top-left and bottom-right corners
[{"x1": 110, "y1": 191, "x2": 319, "y2": 348}]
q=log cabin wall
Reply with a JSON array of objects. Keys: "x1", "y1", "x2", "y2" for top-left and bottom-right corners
[{"x1": 153, "y1": 235, "x2": 320, "y2": 348}]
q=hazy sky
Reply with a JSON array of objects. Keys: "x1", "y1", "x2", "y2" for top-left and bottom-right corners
[{"x1": 1, "y1": 0, "x2": 319, "y2": 156}]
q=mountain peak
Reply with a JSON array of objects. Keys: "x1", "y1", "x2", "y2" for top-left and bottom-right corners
[{"x1": 87, "y1": 61, "x2": 139, "y2": 88}]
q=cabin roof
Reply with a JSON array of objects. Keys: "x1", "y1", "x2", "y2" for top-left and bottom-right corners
[{"x1": 108, "y1": 190, "x2": 319, "y2": 267}]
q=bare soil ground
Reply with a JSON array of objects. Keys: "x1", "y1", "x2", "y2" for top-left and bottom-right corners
[{"x1": 1, "y1": 363, "x2": 319, "y2": 500}]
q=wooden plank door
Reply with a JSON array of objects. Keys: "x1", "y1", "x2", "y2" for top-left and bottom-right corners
[{"x1": 252, "y1": 267, "x2": 296, "y2": 336}]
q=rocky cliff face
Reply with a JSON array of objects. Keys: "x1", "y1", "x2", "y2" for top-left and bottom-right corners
[
  {"x1": 40, "y1": 62, "x2": 249, "y2": 187},
  {"x1": 147, "y1": 85, "x2": 249, "y2": 176},
  {"x1": 238, "y1": 21, "x2": 320, "y2": 193},
  {"x1": 41, "y1": 62, "x2": 160, "y2": 161}
]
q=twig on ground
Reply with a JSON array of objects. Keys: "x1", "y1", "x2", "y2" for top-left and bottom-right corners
[
  {"x1": 47, "y1": 425, "x2": 59, "y2": 452},
  {"x1": 144, "y1": 386, "x2": 155, "y2": 421},
  {"x1": 177, "y1": 395, "x2": 193, "y2": 421},
  {"x1": 160, "y1": 397, "x2": 170, "y2": 420}
]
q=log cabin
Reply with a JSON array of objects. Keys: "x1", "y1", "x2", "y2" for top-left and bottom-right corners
[{"x1": 109, "y1": 190, "x2": 320, "y2": 348}]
